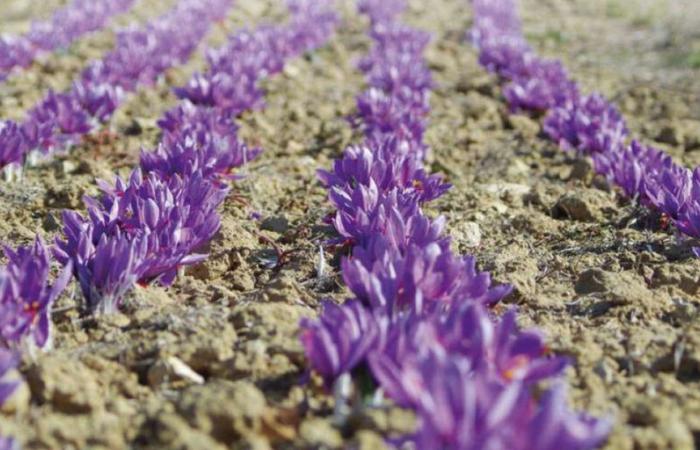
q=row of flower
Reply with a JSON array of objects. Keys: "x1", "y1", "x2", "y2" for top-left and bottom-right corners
[
  {"x1": 0, "y1": 1, "x2": 338, "y2": 447},
  {"x1": 0, "y1": 0, "x2": 232, "y2": 180},
  {"x1": 0, "y1": 0, "x2": 135, "y2": 82},
  {"x1": 300, "y1": 0, "x2": 612, "y2": 448},
  {"x1": 472, "y1": 0, "x2": 700, "y2": 255}
]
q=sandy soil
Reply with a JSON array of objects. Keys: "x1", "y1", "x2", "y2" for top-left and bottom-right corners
[{"x1": 1, "y1": 0, "x2": 699, "y2": 448}]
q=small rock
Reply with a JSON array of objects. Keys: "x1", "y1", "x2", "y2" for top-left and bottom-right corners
[
  {"x1": 283, "y1": 63, "x2": 301, "y2": 78},
  {"x1": 299, "y1": 418, "x2": 342, "y2": 448},
  {"x1": 123, "y1": 119, "x2": 142, "y2": 136},
  {"x1": 356, "y1": 431, "x2": 387, "y2": 450},
  {"x1": 177, "y1": 380, "x2": 267, "y2": 442},
  {"x1": 26, "y1": 357, "x2": 102, "y2": 414},
  {"x1": 575, "y1": 269, "x2": 608, "y2": 294},
  {"x1": 667, "y1": 299, "x2": 699, "y2": 324},
  {"x1": 453, "y1": 221, "x2": 481, "y2": 248},
  {"x1": 260, "y1": 216, "x2": 289, "y2": 234},
  {"x1": 656, "y1": 123, "x2": 683, "y2": 146},
  {"x1": 552, "y1": 189, "x2": 611, "y2": 222},
  {"x1": 507, "y1": 114, "x2": 540, "y2": 137},
  {"x1": 567, "y1": 158, "x2": 594, "y2": 181},
  {"x1": 575, "y1": 269, "x2": 657, "y2": 307},
  {"x1": 652, "y1": 264, "x2": 700, "y2": 295},
  {"x1": 259, "y1": 275, "x2": 312, "y2": 304},
  {"x1": 0, "y1": 370, "x2": 29, "y2": 414},
  {"x1": 463, "y1": 91, "x2": 500, "y2": 123},
  {"x1": 506, "y1": 158, "x2": 531, "y2": 178},
  {"x1": 148, "y1": 413, "x2": 228, "y2": 450},
  {"x1": 98, "y1": 312, "x2": 131, "y2": 328},
  {"x1": 482, "y1": 182, "x2": 530, "y2": 198},
  {"x1": 231, "y1": 253, "x2": 256, "y2": 291},
  {"x1": 61, "y1": 160, "x2": 78, "y2": 175},
  {"x1": 684, "y1": 122, "x2": 700, "y2": 151},
  {"x1": 148, "y1": 356, "x2": 205, "y2": 387}
]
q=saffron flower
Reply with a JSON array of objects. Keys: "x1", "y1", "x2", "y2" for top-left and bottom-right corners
[
  {"x1": 355, "y1": 88, "x2": 427, "y2": 144},
  {"x1": 299, "y1": 300, "x2": 384, "y2": 387},
  {"x1": 357, "y1": 0, "x2": 407, "y2": 24},
  {"x1": 503, "y1": 58, "x2": 578, "y2": 111},
  {"x1": 543, "y1": 93, "x2": 628, "y2": 155},
  {"x1": 318, "y1": 139, "x2": 449, "y2": 204},
  {"x1": 343, "y1": 238, "x2": 511, "y2": 315},
  {"x1": 368, "y1": 303, "x2": 565, "y2": 407},
  {"x1": 57, "y1": 167, "x2": 226, "y2": 308},
  {"x1": 24, "y1": 91, "x2": 91, "y2": 152},
  {"x1": 55, "y1": 219, "x2": 147, "y2": 315},
  {"x1": 0, "y1": 122, "x2": 25, "y2": 169},
  {"x1": 1, "y1": 237, "x2": 72, "y2": 349},
  {"x1": 301, "y1": 1, "x2": 612, "y2": 448},
  {"x1": 401, "y1": 353, "x2": 610, "y2": 450}
]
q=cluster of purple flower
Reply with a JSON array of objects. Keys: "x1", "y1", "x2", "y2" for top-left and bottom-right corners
[
  {"x1": 0, "y1": 0, "x2": 232, "y2": 178},
  {"x1": 472, "y1": 0, "x2": 700, "y2": 255},
  {"x1": 0, "y1": 238, "x2": 73, "y2": 448},
  {"x1": 301, "y1": 1, "x2": 611, "y2": 448},
  {"x1": 0, "y1": 0, "x2": 135, "y2": 81},
  {"x1": 0, "y1": 238, "x2": 72, "y2": 350},
  {"x1": 54, "y1": 0, "x2": 338, "y2": 315},
  {"x1": 174, "y1": 1, "x2": 338, "y2": 116},
  {"x1": 0, "y1": 2, "x2": 337, "y2": 448}
]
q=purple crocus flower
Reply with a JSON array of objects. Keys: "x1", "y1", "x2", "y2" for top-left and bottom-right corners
[
  {"x1": 368, "y1": 344, "x2": 609, "y2": 450},
  {"x1": 82, "y1": 168, "x2": 226, "y2": 285},
  {"x1": 318, "y1": 139, "x2": 450, "y2": 204},
  {"x1": 1, "y1": 237, "x2": 72, "y2": 349},
  {"x1": 27, "y1": 0, "x2": 136, "y2": 51},
  {"x1": 328, "y1": 184, "x2": 422, "y2": 247},
  {"x1": 543, "y1": 93, "x2": 628, "y2": 155},
  {"x1": 300, "y1": 300, "x2": 385, "y2": 387},
  {"x1": 643, "y1": 163, "x2": 693, "y2": 222},
  {"x1": 357, "y1": 0, "x2": 407, "y2": 24},
  {"x1": 439, "y1": 305, "x2": 569, "y2": 383},
  {"x1": 13, "y1": 0, "x2": 233, "y2": 165},
  {"x1": 343, "y1": 236, "x2": 511, "y2": 315},
  {"x1": 368, "y1": 303, "x2": 564, "y2": 407},
  {"x1": 284, "y1": 1, "x2": 339, "y2": 54},
  {"x1": 475, "y1": 36, "x2": 533, "y2": 79},
  {"x1": 524, "y1": 383, "x2": 613, "y2": 450},
  {"x1": 141, "y1": 132, "x2": 260, "y2": 182},
  {"x1": 591, "y1": 140, "x2": 674, "y2": 202},
  {"x1": 157, "y1": 101, "x2": 238, "y2": 135},
  {"x1": 0, "y1": 121, "x2": 26, "y2": 169},
  {"x1": 360, "y1": 25, "x2": 432, "y2": 104},
  {"x1": 503, "y1": 58, "x2": 578, "y2": 111},
  {"x1": 0, "y1": 36, "x2": 34, "y2": 78},
  {"x1": 55, "y1": 218, "x2": 147, "y2": 315},
  {"x1": 70, "y1": 80, "x2": 123, "y2": 123},
  {"x1": 355, "y1": 87, "x2": 427, "y2": 144},
  {"x1": 23, "y1": 91, "x2": 92, "y2": 152},
  {"x1": 408, "y1": 354, "x2": 532, "y2": 449},
  {"x1": 145, "y1": 103, "x2": 261, "y2": 181},
  {"x1": 1, "y1": 0, "x2": 135, "y2": 81},
  {"x1": 55, "y1": 167, "x2": 226, "y2": 314},
  {"x1": 302, "y1": 1, "x2": 612, "y2": 447},
  {"x1": 408, "y1": 355, "x2": 610, "y2": 450},
  {"x1": 206, "y1": 27, "x2": 286, "y2": 78},
  {"x1": 50, "y1": 0, "x2": 338, "y2": 318},
  {"x1": 174, "y1": 72, "x2": 264, "y2": 115}
]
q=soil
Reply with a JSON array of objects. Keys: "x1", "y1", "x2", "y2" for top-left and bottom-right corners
[{"x1": 1, "y1": 0, "x2": 699, "y2": 449}]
